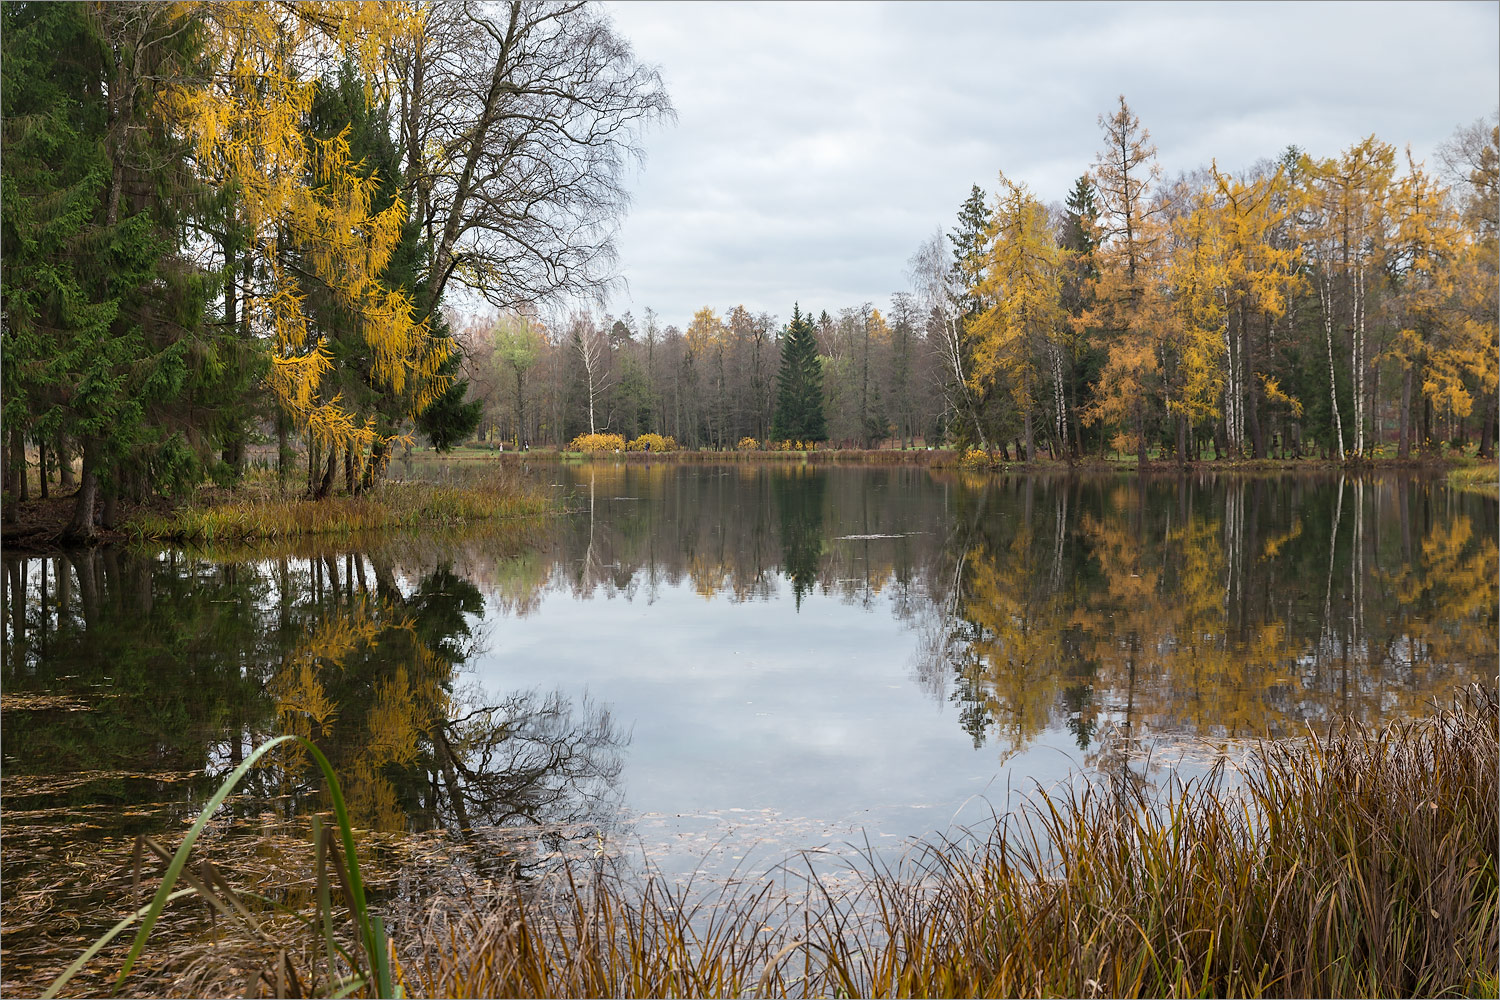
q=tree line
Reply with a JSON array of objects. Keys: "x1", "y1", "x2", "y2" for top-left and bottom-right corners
[
  {"x1": 450, "y1": 96, "x2": 1495, "y2": 464},
  {"x1": 938, "y1": 98, "x2": 1498, "y2": 467},
  {"x1": 5, "y1": 3, "x2": 1494, "y2": 549},
  {"x1": 1, "y1": 1, "x2": 671, "y2": 540}
]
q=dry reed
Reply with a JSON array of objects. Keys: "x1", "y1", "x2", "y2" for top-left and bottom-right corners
[
  {"x1": 413, "y1": 686, "x2": 1497, "y2": 999},
  {"x1": 126, "y1": 472, "x2": 554, "y2": 544}
]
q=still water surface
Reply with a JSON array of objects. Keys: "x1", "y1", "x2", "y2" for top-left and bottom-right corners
[{"x1": 2, "y1": 464, "x2": 1494, "y2": 985}]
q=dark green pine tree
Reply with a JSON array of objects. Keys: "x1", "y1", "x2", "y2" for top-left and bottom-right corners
[
  {"x1": 2, "y1": 2, "x2": 215, "y2": 539},
  {"x1": 771, "y1": 304, "x2": 826, "y2": 442},
  {"x1": 1059, "y1": 174, "x2": 1105, "y2": 458},
  {"x1": 948, "y1": 183, "x2": 990, "y2": 317},
  {"x1": 774, "y1": 468, "x2": 826, "y2": 610},
  {"x1": 307, "y1": 62, "x2": 480, "y2": 476}
]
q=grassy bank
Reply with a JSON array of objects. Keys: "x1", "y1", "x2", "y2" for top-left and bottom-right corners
[
  {"x1": 1449, "y1": 461, "x2": 1500, "y2": 497},
  {"x1": 58, "y1": 687, "x2": 1495, "y2": 998},
  {"x1": 125, "y1": 470, "x2": 555, "y2": 544},
  {"x1": 411, "y1": 686, "x2": 1498, "y2": 999},
  {"x1": 418, "y1": 443, "x2": 1486, "y2": 475}
]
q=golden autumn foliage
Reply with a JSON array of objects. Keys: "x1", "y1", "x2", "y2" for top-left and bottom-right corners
[
  {"x1": 969, "y1": 174, "x2": 1068, "y2": 458},
  {"x1": 569, "y1": 433, "x2": 627, "y2": 453},
  {"x1": 627, "y1": 433, "x2": 679, "y2": 452},
  {"x1": 163, "y1": 2, "x2": 447, "y2": 458}
]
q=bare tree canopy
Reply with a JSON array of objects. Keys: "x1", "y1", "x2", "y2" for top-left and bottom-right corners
[{"x1": 392, "y1": 0, "x2": 676, "y2": 311}]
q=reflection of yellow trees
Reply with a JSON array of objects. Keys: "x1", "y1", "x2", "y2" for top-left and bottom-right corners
[
  {"x1": 941, "y1": 478, "x2": 1496, "y2": 756},
  {"x1": 271, "y1": 597, "x2": 387, "y2": 742},
  {"x1": 957, "y1": 526, "x2": 1066, "y2": 749},
  {"x1": 1381, "y1": 516, "x2": 1498, "y2": 710},
  {"x1": 270, "y1": 597, "x2": 451, "y2": 832}
]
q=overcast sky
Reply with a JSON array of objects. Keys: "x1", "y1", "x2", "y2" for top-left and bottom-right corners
[{"x1": 598, "y1": 1, "x2": 1498, "y2": 329}]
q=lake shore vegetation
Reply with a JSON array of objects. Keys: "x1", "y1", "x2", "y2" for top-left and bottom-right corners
[
  {"x1": 45, "y1": 685, "x2": 1495, "y2": 999},
  {"x1": 4, "y1": 2, "x2": 1493, "y2": 544},
  {"x1": 125, "y1": 469, "x2": 555, "y2": 544}
]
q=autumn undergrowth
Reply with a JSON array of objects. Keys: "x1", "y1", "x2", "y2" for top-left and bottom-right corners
[
  {"x1": 50, "y1": 687, "x2": 1496, "y2": 998},
  {"x1": 416, "y1": 686, "x2": 1497, "y2": 1000},
  {"x1": 125, "y1": 470, "x2": 554, "y2": 543},
  {"x1": 1448, "y1": 462, "x2": 1500, "y2": 496}
]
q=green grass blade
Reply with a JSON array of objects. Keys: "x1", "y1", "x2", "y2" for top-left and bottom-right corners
[{"x1": 112, "y1": 733, "x2": 304, "y2": 989}]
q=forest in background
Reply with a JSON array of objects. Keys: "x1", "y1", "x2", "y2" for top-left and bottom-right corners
[
  {"x1": 2, "y1": 0, "x2": 672, "y2": 541},
  {"x1": 459, "y1": 99, "x2": 1496, "y2": 467},
  {"x1": 3, "y1": 1, "x2": 1496, "y2": 547}
]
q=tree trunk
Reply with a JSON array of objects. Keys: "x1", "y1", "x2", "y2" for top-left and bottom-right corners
[
  {"x1": 344, "y1": 445, "x2": 355, "y2": 495},
  {"x1": 1320, "y1": 275, "x2": 1346, "y2": 461},
  {"x1": 38, "y1": 438, "x2": 48, "y2": 500},
  {"x1": 100, "y1": 487, "x2": 118, "y2": 531},
  {"x1": 58, "y1": 436, "x2": 75, "y2": 489},
  {"x1": 1, "y1": 435, "x2": 13, "y2": 525},
  {"x1": 1023, "y1": 410, "x2": 1034, "y2": 462},
  {"x1": 362, "y1": 438, "x2": 387, "y2": 492},
  {"x1": 276, "y1": 413, "x2": 289, "y2": 494},
  {"x1": 313, "y1": 448, "x2": 336, "y2": 500},
  {"x1": 1478, "y1": 393, "x2": 1496, "y2": 460},
  {"x1": 14, "y1": 427, "x2": 29, "y2": 504},
  {"x1": 1244, "y1": 319, "x2": 1264, "y2": 458},
  {"x1": 61, "y1": 439, "x2": 102, "y2": 545},
  {"x1": 514, "y1": 367, "x2": 526, "y2": 448},
  {"x1": 1397, "y1": 364, "x2": 1413, "y2": 459},
  {"x1": 1136, "y1": 404, "x2": 1148, "y2": 467}
]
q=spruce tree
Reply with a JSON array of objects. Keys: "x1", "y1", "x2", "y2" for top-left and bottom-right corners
[
  {"x1": 2, "y1": 3, "x2": 214, "y2": 538},
  {"x1": 307, "y1": 63, "x2": 479, "y2": 475},
  {"x1": 771, "y1": 304, "x2": 826, "y2": 442}
]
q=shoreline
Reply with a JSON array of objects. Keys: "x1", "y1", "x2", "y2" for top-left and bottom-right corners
[{"x1": 3, "y1": 452, "x2": 1489, "y2": 555}]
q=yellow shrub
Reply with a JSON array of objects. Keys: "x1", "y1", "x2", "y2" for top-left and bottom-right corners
[
  {"x1": 569, "y1": 433, "x2": 627, "y2": 453},
  {"x1": 626, "y1": 433, "x2": 677, "y2": 452},
  {"x1": 737, "y1": 437, "x2": 759, "y2": 451},
  {"x1": 959, "y1": 447, "x2": 991, "y2": 469}
]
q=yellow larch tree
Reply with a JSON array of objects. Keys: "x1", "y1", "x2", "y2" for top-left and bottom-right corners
[
  {"x1": 1441, "y1": 121, "x2": 1499, "y2": 458},
  {"x1": 1387, "y1": 152, "x2": 1469, "y2": 457},
  {"x1": 970, "y1": 173, "x2": 1067, "y2": 460},
  {"x1": 1084, "y1": 96, "x2": 1167, "y2": 465},
  {"x1": 1211, "y1": 162, "x2": 1302, "y2": 458},
  {"x1": 163, "y1": 2, "x2": 446, "y2": 491},
  {"x1": 1160, "y1": 181, "x2": 1228, "y2": 460}
]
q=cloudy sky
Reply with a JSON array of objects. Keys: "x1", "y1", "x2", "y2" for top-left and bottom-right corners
[{"x1": 594, "y1": 1, "x2": 1498, "y2": 328}]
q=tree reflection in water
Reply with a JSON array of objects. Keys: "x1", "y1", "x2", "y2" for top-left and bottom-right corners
[
  {"x1": 1, "y1": 547, "x2": 629, "y2": 876},
  {"x1": 264, "y1": 556, "x2": 627, "y2": 863},
  {"x1": 460, "y1": 465, "x2": 1495, "y2": 766}
]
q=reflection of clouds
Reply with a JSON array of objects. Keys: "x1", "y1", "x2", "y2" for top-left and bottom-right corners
[{"x1": 469, "y1": 579, "x2": 1071, "y2": 855}]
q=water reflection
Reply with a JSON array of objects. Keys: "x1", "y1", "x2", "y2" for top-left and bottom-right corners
[
  {"x1": 490, "y1": 467, "x2": 1494, "y2": 752},
  {"x1": 1, "y1": 466, "x2": 1493, "y2": 990},
  {"x1": 1, "y1": 546, "x2": 628, "y2": 851},
  {"x1": 4, "y1": 470, "x2": 1492, "y2": 806}
]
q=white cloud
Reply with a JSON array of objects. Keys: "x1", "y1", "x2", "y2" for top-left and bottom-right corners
[{"x1": 603, "y1": 0, "x2": 1499, "y2": 326}]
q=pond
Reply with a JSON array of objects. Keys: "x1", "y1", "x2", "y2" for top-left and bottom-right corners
[{"x1": 2, "y1": 464, "x2": 1495, "y2": 991}]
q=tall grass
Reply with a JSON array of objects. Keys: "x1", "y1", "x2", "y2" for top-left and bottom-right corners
[
  {"x1": 1449, "y1": 462, "x2": 1500, "y2": 496},
  {"x1": 417, "y1": 686, "x2": 1497, "y2": 999},
  {"x1": 127, "y1": 471, "x2": 554, "y2": 544},
  {"x1": 44, "y1": 736, "x2": 398, "y2": 1000},
  {"x1": 49, "y1": 688, "x2": 1496, "y2": 998}
]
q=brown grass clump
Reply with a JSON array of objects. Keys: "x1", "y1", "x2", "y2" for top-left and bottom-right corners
[
  {"x1": 413, "y1": 686, "x2": 1497, "y2": 999},
  {"x1": 125, "y1": 470, "x2": 554, "y2": 544}
]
